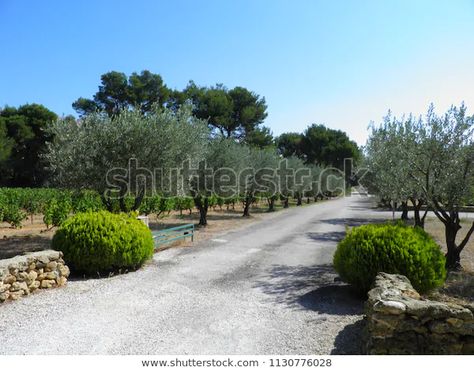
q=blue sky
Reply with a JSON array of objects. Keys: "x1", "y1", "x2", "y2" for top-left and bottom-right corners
[{"x1": 1, "y1": 0, "x2": 473, "y2": 145}]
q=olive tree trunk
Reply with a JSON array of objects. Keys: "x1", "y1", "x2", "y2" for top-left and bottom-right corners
[
  {"x1": 432, "y1": 199, "x2": 474, "y2": 270},
  {"x1": 400, "y1": 201, "x2": 409, "y2": 221},
  {"x1": 411, "y1": 198, "x2": 428, "y2": 229},
  {"x1": 296, "y1": 193, "x2": 303, "y2": 206},
  {"x1": 194, "y1": 196, "x2": 209, "y2": 226},
  {"x1": 242, "y1": 195, "x2": 251, "y2": 217},
  {"x1": 267, "y1": 197, "x2": 275, "y2": 212}
]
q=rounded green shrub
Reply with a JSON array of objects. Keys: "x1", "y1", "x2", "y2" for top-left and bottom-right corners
[
  {"x1": 333, "y1": 223, "x2": 446, "y2": 294},
  {"x1": 52, "y1": 211, "x2": 154, "y2": 275}
]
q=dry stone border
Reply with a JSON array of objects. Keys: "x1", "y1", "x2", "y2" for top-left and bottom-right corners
[
  {"x1": 0, "y1": 250, "x2": 70, "y2": 303},
  {"x1": 365, "y1": 272, "x2": 474, "y2": 354}
]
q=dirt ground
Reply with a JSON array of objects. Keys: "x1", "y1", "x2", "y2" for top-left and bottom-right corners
[
  {"x1": 424, "y1": 217, "x2": 474, "y2": 304},
  {"x1": 0, "y1": 200, "x2": 303, "y2": 259},
  {"x1": 424, "y1": 216, "x2": 474, "y2": 272},
  {"x1": 0, "y1": 214, "x2": 56, "y2": 259}
]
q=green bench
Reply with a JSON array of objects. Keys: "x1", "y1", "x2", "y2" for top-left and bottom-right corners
[{"x1": 152, "y1": 223, "x2": 194, "y2": 247}]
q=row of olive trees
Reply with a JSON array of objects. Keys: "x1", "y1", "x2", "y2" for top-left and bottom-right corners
[
  {"x1": 45, "y1": 105, "x2": 345, "y2": 226},
  {"x1": 363, "y1": 104, "x2": 474, "y2": 269}
]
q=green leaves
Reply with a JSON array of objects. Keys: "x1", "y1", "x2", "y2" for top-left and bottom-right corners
[
  {"x1": 333, "y1": 223, "x2": 446, "y2": 294},
  {"x1": 364, "y1": 104, "x2": 474, "y2": 267},
  {"x1": 302, "y1": 124, "x2": 360, "y2": 169},
  {"x1": 276, "y1": 125, "x2": 361, "y2": 170},
  {"x1": 183, "y1": 83, "x2": 268, "y2": 140},
  {"x1": 52, "y1": 211, "x2": 154, "y2": 275},
  {"x1": 0, "y1": 103, "x2": 57, "y2": 187},
  {"x1": 72, "y1": 70, "x2": 170, "y2": 117},
  {"x1": 45, "y1": 105, "x2": 210, "y2": 207},
  {"x1": 43, "y1": 198, "x2": 71, "y2": 229},
  {"x1": 275, "y1": 132, "x2": 304, "y2": 158},
  {"x1": 0, "y1": 118, "x2": 13, "y2": 164},
  {"x1": 0, "y1": 203, "x2": 26, "y2": 228},
  {"x1": 0, "y1": 187, "x2": 107, "y2": 228}
]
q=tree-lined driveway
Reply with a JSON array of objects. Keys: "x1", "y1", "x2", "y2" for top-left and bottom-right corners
[{"x1": 0, "y1": 195, "x2": 388, "y2": 354}]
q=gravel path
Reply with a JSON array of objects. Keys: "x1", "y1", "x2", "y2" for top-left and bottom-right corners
[{"x1": 0, "y1": 194, "x2": 388, "y2": 355}]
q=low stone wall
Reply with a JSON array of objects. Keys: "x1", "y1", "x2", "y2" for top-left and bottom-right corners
[
  {"x1": 0, "y1": 250, "x2": 70, "y2": 303},
  {"x1": 365, "y1": 272, "x2": 474, "y2": 354}
]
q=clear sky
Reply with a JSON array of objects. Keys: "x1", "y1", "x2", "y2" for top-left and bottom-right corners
[{"x1": 1, "y1": 0, "x2": 473, "y2": 145}]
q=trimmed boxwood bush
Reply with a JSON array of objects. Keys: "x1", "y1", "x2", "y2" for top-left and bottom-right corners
[
  {"x1": 52, "y1": 211, "x2": 154, "y2": 275},
  {"x1": 333, "y1": 223, "x2": 446, "y2": 294}
]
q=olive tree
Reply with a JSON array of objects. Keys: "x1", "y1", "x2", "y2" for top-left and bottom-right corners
[
  {"x1": 45, "y1": 105, "x2": 209, "y2": 211},
  {"x1": 307, "y1": 165, "x2": 323, "y2": 202},
  {"x1": 319, "y1": 167, "x2": 346, "y2": 199},
  {"x1": 239, "y1": 148, "x2": 280, "y2": 216},
  {"x1": 290, "y1": 158, "x2": 312, "y2": 206},
  {"x1": 187, "y1": 138, "x2": 248, "y2": 226},
  {"x1": 260, "y1": 152, "x2": 280, "y2": 212},
  {"x1": 410, "y1": 105, "x2": 474, "y2": 269},
  {"x1": 365, "y1": 114, "x2": 427, "y2": 225},
  {"x1": 276, "y1": 156, "x2": 310, "y2": 208},
  {"x1": 365, "y1": 104, "x2": 474, "y2": 269}
]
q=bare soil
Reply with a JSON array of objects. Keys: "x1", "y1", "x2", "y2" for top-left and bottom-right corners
[
  {"x1": 428, "y1": 271, "x2": 474, "y2": 305},
  {"x1": 0, "y1": 200, "x2": 303, "y2": 259},
  {"x1": 424, "y1": 217, "x2": 474, "y2": 303},
  {"x1": 0, "y1": 214, "x2": 56, "y2": 259},
  {"x1": 424, "y1": 217, "x2": 474, "y2": 272}
]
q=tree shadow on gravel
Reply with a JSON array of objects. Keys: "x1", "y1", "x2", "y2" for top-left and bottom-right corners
[
  {"x1": 298, "y1": 285, "x2": 363, "y2": 315},
  {"x1": 254, "y1": 263, "x2": 366, "y2": 355},
  {"x1": 320, "y1": 218, "x2": 386, "y2": 227},
  {"x1": 306, "y1": 231, "x2": 346, "y2": 243},
  {"x1": 254, "y1": 264, "x2": 364, "y2": 316},
  {"x1": 331, "y1": 319, "x2": 366, "y2": 355}
]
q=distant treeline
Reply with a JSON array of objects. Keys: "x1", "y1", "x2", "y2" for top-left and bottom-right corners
[{"x1": 0, "y1": 70, "x2": 360, "y2": 189}]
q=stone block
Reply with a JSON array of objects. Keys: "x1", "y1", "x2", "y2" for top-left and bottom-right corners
[
  {"x1": 40, "y1": 279, "x2": 56, "y2": 289},
  {"x1": 3, "y1": 274, "x2": 16, "y2": 285}
]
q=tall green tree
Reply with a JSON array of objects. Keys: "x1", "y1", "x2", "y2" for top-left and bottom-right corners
[
  {"x1": 0, "y1": 119, "x2": 13, "y2": 165},
  {"x1": 0, "y1": 104, "x2": 57, "y2": 187},
  {"x1": 276, "y1": 125, "x2": 360, "y2": 170},
  {"x1": 276, "y1": 132, "x2": 304, "y2": 158},
  {"x1": 180, "y1": 82, "x2": 268, "y2": 140},
  {"x1": 244, "y1": 125, "x2": 274, "y2": 149},
  {"x1": 72, "y1": 70, "x2": 170, "y2": 116},
  {"x1": 302, "y1": 124, "x2": 360, "y2": 169},
  {"x1": 227, "y1": 86, "x2": 268, "y2": 139},
  {"x1": 73, "y1": 71, "x2": 269, "y2": 142}
]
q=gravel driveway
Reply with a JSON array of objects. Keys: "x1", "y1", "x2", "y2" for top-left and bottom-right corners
[{"x1": 0, "y1": 194, "x2": 388, "y2": 354}]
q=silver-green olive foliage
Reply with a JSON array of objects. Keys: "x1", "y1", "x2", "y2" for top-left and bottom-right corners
[
  {"x1": 45, "y1": 105, "x2": 210, "y2": 197},
  {"x1": 365, "y1": 104, "x2": 474, "y2": 269}
]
